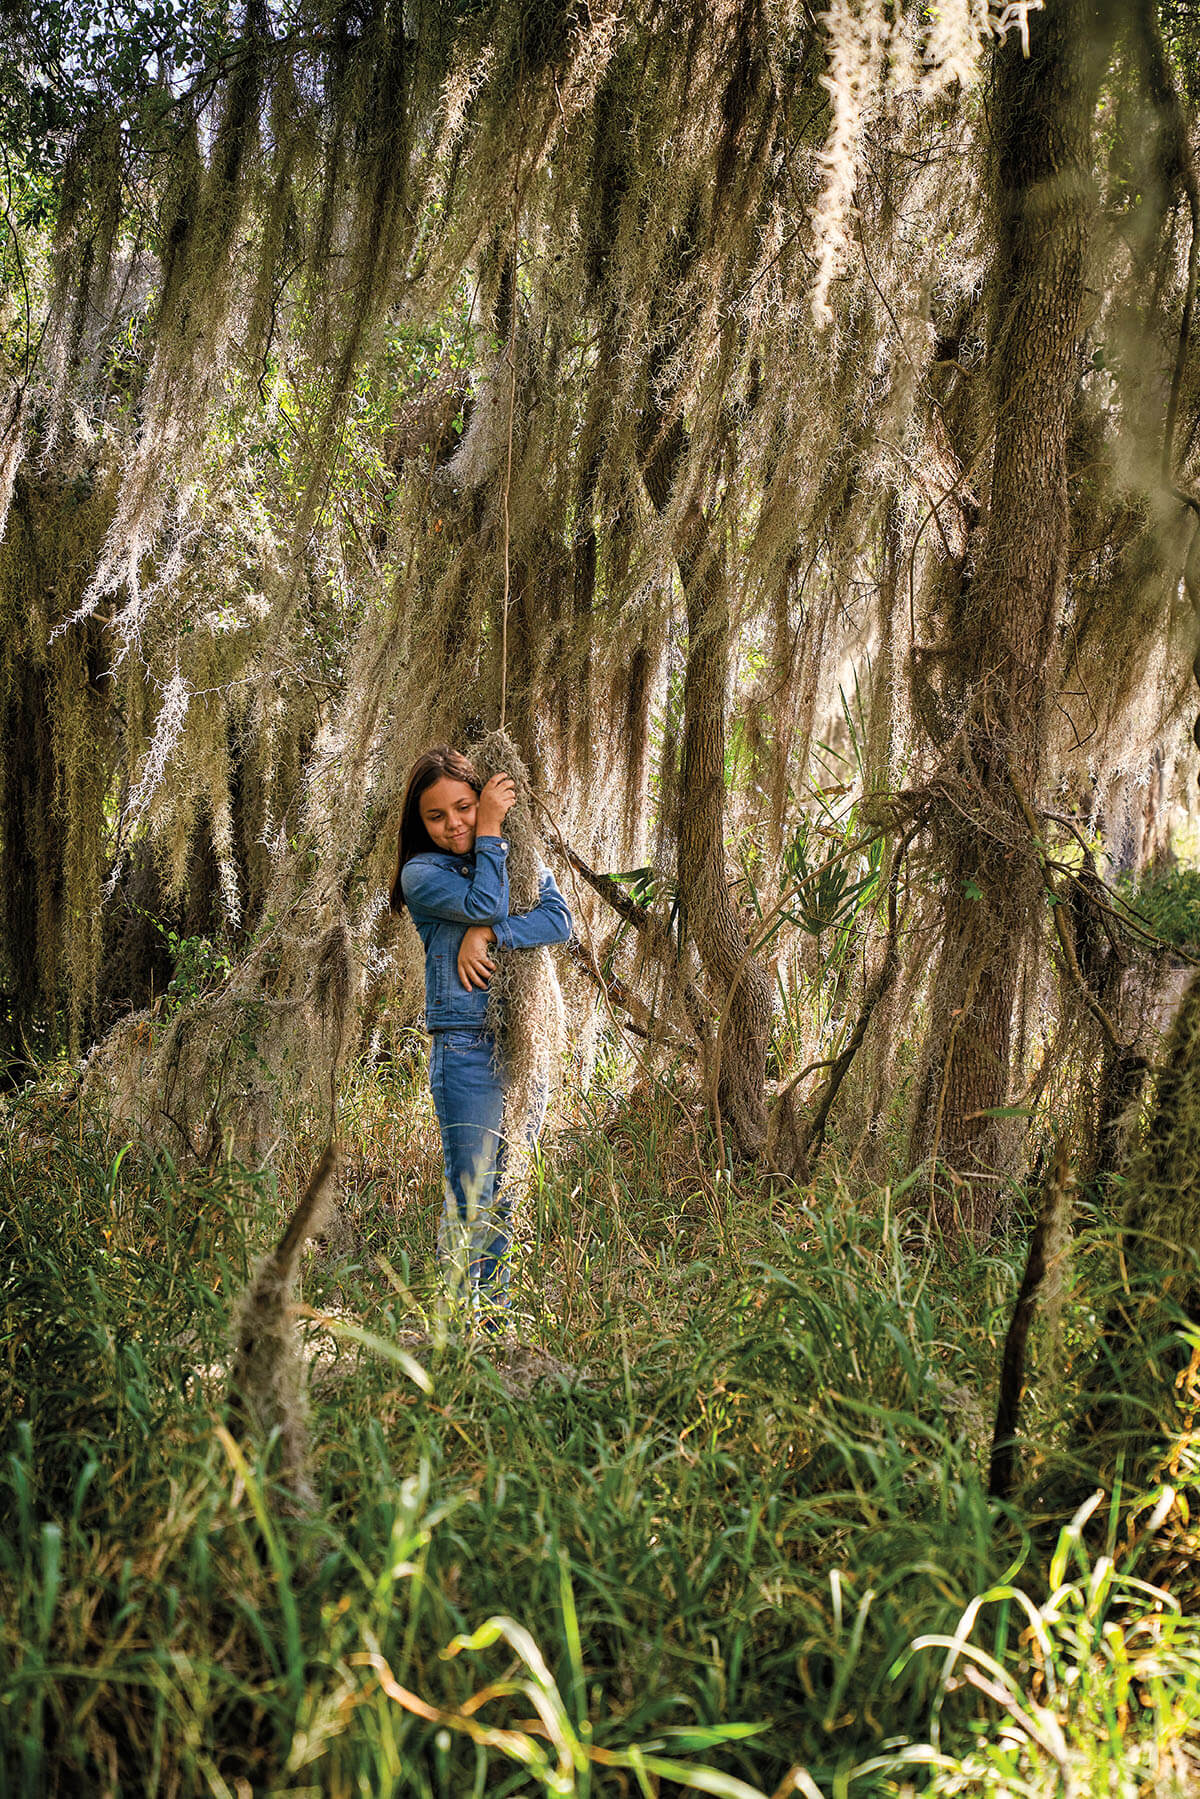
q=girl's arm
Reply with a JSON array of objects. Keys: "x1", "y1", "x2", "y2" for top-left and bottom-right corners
[
  {"x1": 401, "y1": 836, "x2": 510, "y2": 924},
  {"x1": 456, "y1": 865, "x2": 572, "y2": 989},
  {"x1": 491, "y1": 868, "x2": 573, "y2": 950}
]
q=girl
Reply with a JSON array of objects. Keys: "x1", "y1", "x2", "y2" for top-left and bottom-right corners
[{"x1": 390, "y1": 746, "x2": 572, "y2": 1321}]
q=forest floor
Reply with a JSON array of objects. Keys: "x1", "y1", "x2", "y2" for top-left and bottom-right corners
[{"x1": 4, "y1": 1046, "x2": 1200, "y2": 1797}]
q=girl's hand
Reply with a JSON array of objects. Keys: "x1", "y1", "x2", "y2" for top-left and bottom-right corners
[
  {"x1": 458, "y1": 924, "x2": 498, "y2": 990},
  {"x1": 475, "y1": 773, "x2": 517, "y2": 838}
]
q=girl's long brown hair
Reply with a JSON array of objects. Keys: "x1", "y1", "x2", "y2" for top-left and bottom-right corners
[{"x1": 389, "y1": 745, "x2": 481, "y2": 913}]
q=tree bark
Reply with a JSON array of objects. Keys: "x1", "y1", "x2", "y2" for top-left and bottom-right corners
[
  {"x1": 912, "y1": 0, "x2": 1108, "y2": 1236},
  {"x1": 640, "y1": 415, "x2": 772, "y2": 1156},
  {"x1": 676, "y1": 545, "x2": 773, "y2": 1155}
]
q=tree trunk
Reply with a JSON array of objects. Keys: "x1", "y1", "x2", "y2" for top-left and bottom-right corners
[
  {"x1": 0, "y1": 652, "x2": 61, "y2": 1070},
  {"x1": 640, "y1": 417, "x2": 771, "y2": 1156},
  {"x1": 677, "y1": 546, "x2": 773, "y2": 1156},
  {"x1": 912, "y1": 0, "x2": 1107, "y2": 1236}
]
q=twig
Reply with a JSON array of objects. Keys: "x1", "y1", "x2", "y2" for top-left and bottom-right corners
[
  {"x1": 540, "y1": 821, "x2": 710, "y2": 1043},
  {"x1": 772, "y1": 1053, "x2": 839, "y2": 1104},
  {"x1": 563, "y1": 938, "x2": 695, "y2": 1055}
]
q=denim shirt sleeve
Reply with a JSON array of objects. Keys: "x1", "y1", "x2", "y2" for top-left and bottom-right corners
[
  {"x1": 492, "y1": 867, "x2": 573, "y2": 950},
  {"x1": 401, "y1": 836, "x2": 510, "y2": 924}
]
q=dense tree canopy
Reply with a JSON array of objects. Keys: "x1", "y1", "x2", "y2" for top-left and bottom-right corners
[{"x1": 2, "y1": 0, "x2": 1200, "y2": 1233}]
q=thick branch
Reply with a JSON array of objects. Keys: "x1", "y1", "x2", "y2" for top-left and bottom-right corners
[
  {"x1": 544, "y1": 831, "x2": 709, "y2": 1043},
  {"x1": 563, "y1": 937, "x2": 696, "y2": 1055}
]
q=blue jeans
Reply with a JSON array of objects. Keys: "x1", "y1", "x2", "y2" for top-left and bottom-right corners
[{"x1": 428, "y1": 1029, "x2": 545, "y2": 1314}]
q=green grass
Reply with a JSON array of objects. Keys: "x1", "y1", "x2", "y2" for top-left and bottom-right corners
[{"x1": 3, "y1": 1067, "x2": 1200, "y2": 1796}]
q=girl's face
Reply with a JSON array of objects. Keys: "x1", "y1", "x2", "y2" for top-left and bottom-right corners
[{"x1": 418, "y1": 776, "x2": 478, "y2": 854}]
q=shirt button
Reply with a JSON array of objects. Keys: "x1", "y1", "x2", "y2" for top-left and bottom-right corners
[{"x1": 460, "y1": 866, "x2": 470, "y2": 875}]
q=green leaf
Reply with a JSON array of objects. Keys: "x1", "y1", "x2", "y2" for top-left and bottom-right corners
[
  {"x1": 650, "y1": 1723, "x2": 769, "y2": 1751},
  {"x1": 609, "y1": 866, "x2": 669, "y2": 906},
  {"x1": 315, "y1": 1316, "x2": 432, "y2": 1393},
  {"x1": 633, "y1": 1753, "x2": 768, "y2": 1799}
]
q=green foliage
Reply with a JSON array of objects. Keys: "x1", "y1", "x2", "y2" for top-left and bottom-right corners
[
  {"x1": 774, "y1": 680, "x2": 886, "y2": 946},
  {"x1": 781, "y1": 815, "x2": 881, "y2": 938},
  {"x1": 3, "y1": 0, "x2": 232, "y2": 166},
  {"x1": 4, "y1": 1072, "x2": 1200, "y2": 1795},
  {"x1": 895, "y1": 1485, "x2": 1200, "y2": 1796},
  {"x1": 1117, "y1": 863, "x2": 1200, "y2": 956},
  {"x1": 159, "y1": 923, "x2": 234, "y2": 1011}
]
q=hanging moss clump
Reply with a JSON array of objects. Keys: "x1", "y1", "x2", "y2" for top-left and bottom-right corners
[{"x1": 473, "y1": 728, "x2": 565, "y2": 1170}]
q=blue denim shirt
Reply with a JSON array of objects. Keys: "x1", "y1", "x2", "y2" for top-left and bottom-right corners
[{"x1": 401, "y1": 834, "x2": 573, "y2": 1031}]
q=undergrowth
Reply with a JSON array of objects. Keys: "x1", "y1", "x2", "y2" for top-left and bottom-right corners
[
  {"x1": 2, "y1": 1060, "x2": 1199, "y2": 1796},
  {"x1": 1117, "y1": 864, "x2": 1200, "y2": 957}
]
